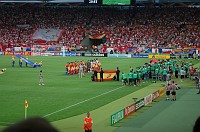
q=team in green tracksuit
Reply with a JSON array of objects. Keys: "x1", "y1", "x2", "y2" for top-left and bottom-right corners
[
  {"x1": 133, "y1": 72, "x2": 138, "y2": 86},
  {"x1": 128, "y1": 70, "x2": 133, "y2": 86},
  {"x1": 137, "y1": 71, "x2": 142, "y2": 86},
  {"x1": 121, "y1": 72, "x2": 127, "y2": 85},
  {"x1": 121, "y1": 58, "x2": 193, "y2": 87},
  {"x1": 155, "y1": 67, "x2": 159, "y2": 80},
  {"x1": 162, "y1": 67, "x2": 168, "y2": 81}
]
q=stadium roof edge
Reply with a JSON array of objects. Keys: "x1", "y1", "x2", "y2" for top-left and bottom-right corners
[{"x1": 0, "y1": 1, "x2": 199, "y2": 7}]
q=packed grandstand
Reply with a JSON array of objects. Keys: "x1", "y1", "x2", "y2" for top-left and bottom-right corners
[
  {"x1": 0, "y1": 6, "x2": 199, "y2": 53},
  {"x1": 1, "y1": 1, "x2": 200, "y2": 132}
]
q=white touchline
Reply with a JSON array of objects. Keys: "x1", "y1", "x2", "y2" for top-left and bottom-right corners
[
  {"x1": 0, "y1": 122, "x2": 13, "y2": 125},
  {"x1": 43, "y1": 86, "x2": 125, "y2": 118}
]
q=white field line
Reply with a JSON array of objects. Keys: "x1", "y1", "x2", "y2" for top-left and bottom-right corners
[
  {"x1": 43, "y1": 86, "x2": 125, "y2": 118},
  {"x1": 0, "y1": 122, "x2": 13, "y2": 125}
]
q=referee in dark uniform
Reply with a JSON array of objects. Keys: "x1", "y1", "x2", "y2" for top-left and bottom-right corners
[
  {"x1": 100, "y1": 68, "x2": 104, "y2": 82},
  {"x1": 116, "y1": 67, "x2": 120, "y2": 81}
]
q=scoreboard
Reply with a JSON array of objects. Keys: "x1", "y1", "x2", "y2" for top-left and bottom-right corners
[
  {"x1": 103, "y1": 0, "x2": 131, "y2": 5},
  {"x1": 84, "y1": 0, "x2": 102, "y2": 4}
]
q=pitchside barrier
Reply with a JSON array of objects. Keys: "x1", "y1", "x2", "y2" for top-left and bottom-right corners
[
  {"x1": 110, "y1": 87, "x2": 164, "y2": 126},
  {"x1": 148, "y1": 54, "x2": 170, "y2": 59},
  {"x1": 3, "y1": 51, "x2": 196, "y2": 60}
]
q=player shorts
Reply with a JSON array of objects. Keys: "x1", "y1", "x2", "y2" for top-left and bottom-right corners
[
  {"x1": 122, "y1": 78, "x2": 127, "y2": 83},
  {"x1": 181, "y1": 75, "x2": 184, "y2": 79},
  {"x1": 171, "y1": 91, "x2": 176, "y2": 95},
  {"x1": 166, "y1": 91, "x2": 170, "y2": 96}
]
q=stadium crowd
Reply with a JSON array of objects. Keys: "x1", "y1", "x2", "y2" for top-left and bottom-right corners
[{"x1": 0, "y1": 7, "x2": 200, "y2": 52}]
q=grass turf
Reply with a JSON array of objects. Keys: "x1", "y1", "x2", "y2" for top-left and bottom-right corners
[
  {"x1": 0, "y1": 56, "x2": 152, "y2": 125},
  {"x1": 0, "y1": 56, "x2": 199, "y2": 128}
]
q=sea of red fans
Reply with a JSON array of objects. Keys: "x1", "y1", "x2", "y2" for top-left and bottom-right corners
[{"x1": 0, "y1": 6, "x2": 200, "y2": 52}]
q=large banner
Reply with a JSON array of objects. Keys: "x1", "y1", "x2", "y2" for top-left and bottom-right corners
[
  {"x1": 144, "y1": 94, "x2": 153, "y2": 106},
  {"x1": 4, "y1": 52, "x2": 31, "y2": 56},
  {"x1": 124, "y1": 103, "x2": 136, "y2": 118},
  {"x1": 108, "y1": 54, "x2": 131, "y2": 58},
  {"x1": 159, "y1": 87, "x2": 166, "y2": 96},
  {"x1": 148, "y1": 55, "x2": 170, "y2": 59},
  {"x1": 162, "y1": 49, "x2": 172, "y2": 54},
  {"x1": 89, "y1": 34, "x2": 105, "y2": 39},
  {"x1": 97, "y1": 70, "x2": 116, "y2": 81},
  {"x1": 84, "y1": 53, "x2": 106, "y2": 57},
  {"x1": 152, "y1": 90, "x2": 160, "y2": 100},
  {"x1": 132, "y1": 54, "x2": 148, "y2": 58},
  {"x1": 110, "y1": 88, "x2": 164, "y2": 126},
  {"x1": 111, "y1": 109, "x2": 124, "y2": 125},
  {"x1": 31, "y1": 29, "x2": 64, "y2": 42},
  {"x1": 136, "y1": 98, "x2": 145, "y2": 110},
  {"x1": 4, "y1": 51, "x2": 14, "y2": 56}
]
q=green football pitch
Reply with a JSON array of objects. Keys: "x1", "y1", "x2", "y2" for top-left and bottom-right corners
[
  {"x1": 0, "y1": 56, "x2": 153, "y2": 125},
  {"x1": 0, "y1": 56, "x2": 199, "y2": 132},
  {"x1": 103, "y1": 0, "x2": 130, "y2": 5}
]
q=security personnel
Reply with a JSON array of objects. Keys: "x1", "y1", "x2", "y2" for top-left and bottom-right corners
[{"x1": 83, "y1": 112, "x2": 93, "y2": 132}]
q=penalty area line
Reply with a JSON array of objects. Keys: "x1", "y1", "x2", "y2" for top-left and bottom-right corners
[{"x1": 43, "y1": 85, "x2": 125, "y2": 118}]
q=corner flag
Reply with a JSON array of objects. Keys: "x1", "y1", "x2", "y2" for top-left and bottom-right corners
[
  {"x1": 25, "y1": 100, "x2": 28, "y2": 119},
  {"x1": 25, "y1": 100, "x2": 28, "y2": 108}
]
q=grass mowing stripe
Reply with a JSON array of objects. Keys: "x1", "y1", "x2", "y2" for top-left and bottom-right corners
[{"x1": 43, "y1": 85, "x2": 125, "y2": 118}]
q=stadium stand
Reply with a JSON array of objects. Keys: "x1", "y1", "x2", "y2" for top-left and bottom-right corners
[{"x1": 0, "y1": 6, "x2": 199, "y2": 53}]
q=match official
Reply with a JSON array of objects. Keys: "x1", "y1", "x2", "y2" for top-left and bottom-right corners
[
  {"x1": 100, "y1": 68, "x2": 104, "y2": 82},
  {"x1": 116, "y1": 67, "x2": 120, "y2": 81}
]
